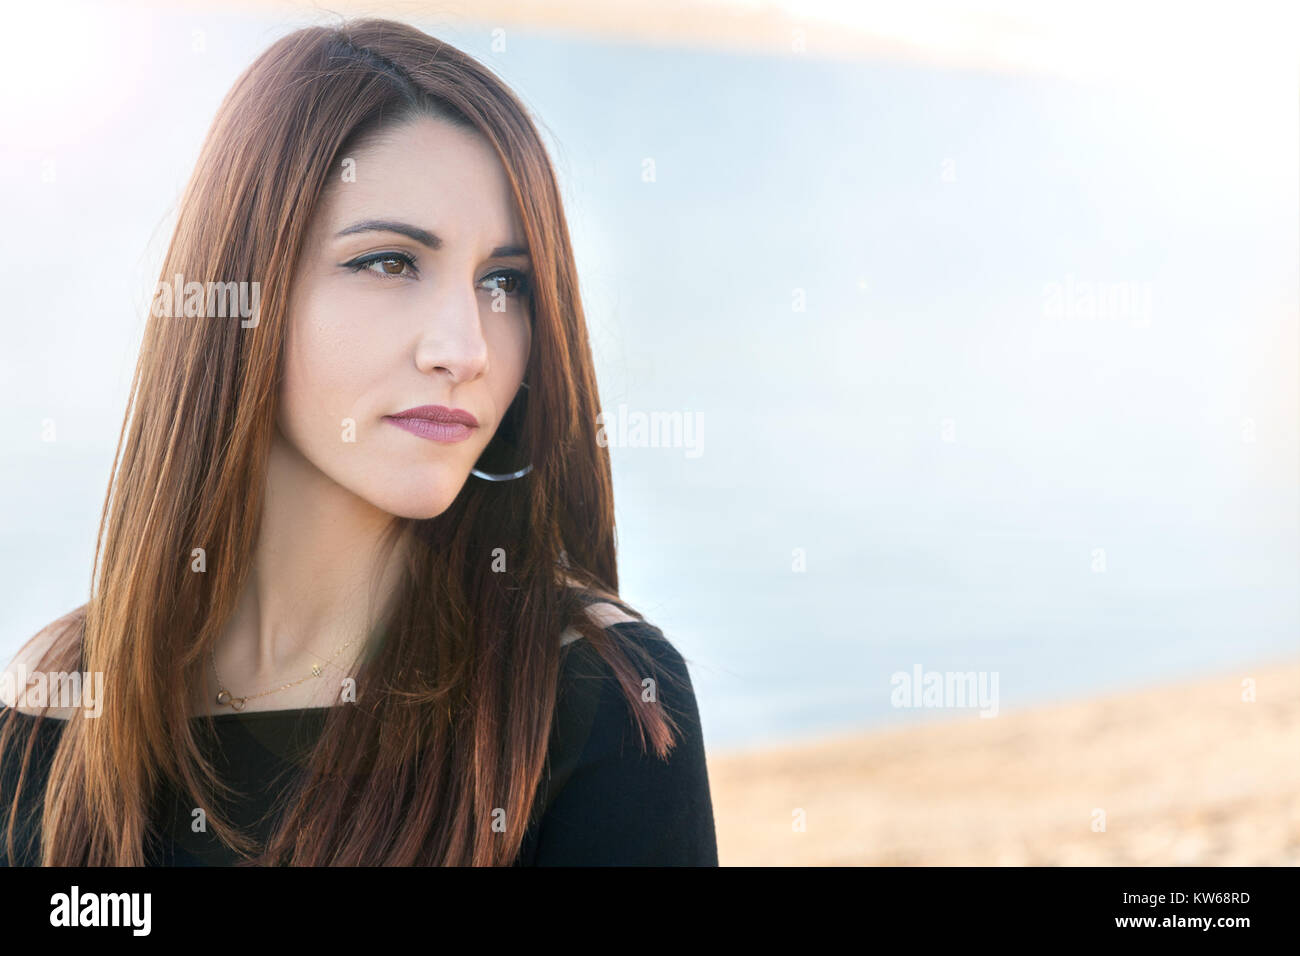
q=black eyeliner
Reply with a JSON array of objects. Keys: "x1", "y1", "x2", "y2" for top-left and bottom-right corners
[{"x1": 342, "y1": 250, "x2": 419, "y2": 276}]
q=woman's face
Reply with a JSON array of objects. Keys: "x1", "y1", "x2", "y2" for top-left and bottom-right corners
[{"x1": 277, "y1": 115, "x2": 533, "y2": 520}]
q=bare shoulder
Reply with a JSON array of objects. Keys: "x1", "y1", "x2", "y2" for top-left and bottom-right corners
[
  {"x1": 556, "y1": 573, "x2": 645, "y2": 646},
  {"x1": 549, "y1": 584, "x2": 700, "y2": 740},
  {"x1": 559, "y1": 601, "x2": 643, "y2": 646},
  {"x1": 582, "y1": 601, "x2": 641, "y2": 628},
  {"x1": 0, "y1": 608, "x2": 85, "y2": 717}
]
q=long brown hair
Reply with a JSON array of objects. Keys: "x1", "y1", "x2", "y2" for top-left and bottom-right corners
[{"x1": 1, "y1": 18, "x2": 684, "y2": 866}]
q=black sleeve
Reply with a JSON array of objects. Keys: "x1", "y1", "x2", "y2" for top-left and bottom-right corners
[
  {"x1": 0, "y1": 708, "x2": 61, "y2": 867},
  {"x1": 527, "y1": 626, "x2": 718, "y2": 866}
]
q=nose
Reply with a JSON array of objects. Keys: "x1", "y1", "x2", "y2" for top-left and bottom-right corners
[{"x1": 412, "y1": 272, "x2": 490, "y2": 383}]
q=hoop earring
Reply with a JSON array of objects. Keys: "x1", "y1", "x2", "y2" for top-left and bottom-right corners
[{"x1": 471, "y1": 381, "x2": 533, "y2": 482}]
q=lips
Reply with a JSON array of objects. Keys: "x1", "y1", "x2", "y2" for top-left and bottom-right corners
[
  {"x1": 383, "y1": 404, "x2": 479, "y2": 445},
  {"x1": 386, "y1": 405, "x2": 479, "y2": 427}
]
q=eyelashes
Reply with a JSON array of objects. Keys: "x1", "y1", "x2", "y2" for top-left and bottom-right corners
[
  {"x1": 482, "y1": 268, "x2": 532, "y2": 298},
  {"x1": 345, "y1": 250, "x2": 419, "y2": 279},
  {"x1": 342, "y1": 251, "x2": 532, "y2": 297}
]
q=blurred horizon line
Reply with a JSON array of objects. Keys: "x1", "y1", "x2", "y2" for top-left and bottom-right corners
[{"x1": 114, "y1": 0, "x2": 1299, "y2": 86}]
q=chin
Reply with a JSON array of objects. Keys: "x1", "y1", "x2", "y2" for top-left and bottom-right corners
[{"x1": 367, "y1": 478, "x2": 466, "y2": 521}]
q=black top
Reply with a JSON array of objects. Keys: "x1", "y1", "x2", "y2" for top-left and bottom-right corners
[{"x1": 0, "y1": 620, "x2": 717, "y2": 866}]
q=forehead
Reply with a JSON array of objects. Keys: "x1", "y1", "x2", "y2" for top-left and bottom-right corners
[{"x1": 318, "y1": 115, "x2": 524, "y2": 243}]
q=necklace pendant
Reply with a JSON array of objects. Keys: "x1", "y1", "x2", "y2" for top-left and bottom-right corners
[
  {"x1": 216, "y1": 689, "x2": 232, "y2": 706},
  {"x1": 311, "y1": 664, "x2": 321, "y2": 677},
  {"x1": 230, "y1": 696, "x2": 247, "y2": 712}
]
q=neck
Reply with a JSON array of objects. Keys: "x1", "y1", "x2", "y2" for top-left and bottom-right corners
[{"x1": 207, "y1": 430, "x2": 411, "y2": 710}]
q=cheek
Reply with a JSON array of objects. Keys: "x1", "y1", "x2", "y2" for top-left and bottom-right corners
[
  {"x1": 279, "y1": 297, "x2": 384, "y2": 445},
  {"x1": 487, "y1": 307, "x2": 531, "y2": 384}
]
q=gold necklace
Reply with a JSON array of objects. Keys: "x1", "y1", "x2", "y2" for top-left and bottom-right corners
[{"x1": 209, "y1": 636, "x2": 361, "y2": 711}]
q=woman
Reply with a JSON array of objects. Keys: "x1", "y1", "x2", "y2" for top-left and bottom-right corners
[{"x1": 0, "y1": 18, "x2": 716, "y2": 866}]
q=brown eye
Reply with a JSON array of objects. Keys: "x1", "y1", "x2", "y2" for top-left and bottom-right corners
[
  {"x1": 480, "y1": 269, "x2": 531, "y2": 297},
  {"x1": 345, "y1": 251, "x2": 418, "y2": 279}
]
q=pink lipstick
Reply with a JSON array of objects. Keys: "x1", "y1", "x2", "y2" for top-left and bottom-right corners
[{"x1": 384, "y1": 405, "x2": 479, "y2": 443}]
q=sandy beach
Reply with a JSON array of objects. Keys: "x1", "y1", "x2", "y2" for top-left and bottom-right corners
[{"x1": 707, "y1": 660, "x2": 1300, "y2": 866}]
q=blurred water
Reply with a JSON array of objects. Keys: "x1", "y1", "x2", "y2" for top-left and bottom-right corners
[{"x1": 0, "y1": 5, "x2": 1295, "y2": 751}]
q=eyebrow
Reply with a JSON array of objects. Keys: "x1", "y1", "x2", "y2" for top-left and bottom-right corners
[{"x1": 335, "y1": 219, "x2": 529, "y2": 259}]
